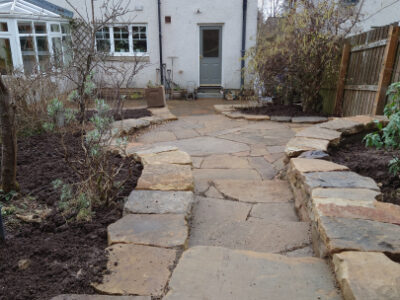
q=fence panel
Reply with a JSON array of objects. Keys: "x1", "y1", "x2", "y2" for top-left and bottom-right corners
[{"x1": 341, "y1": 25, "x2": 392, "y2": 116}]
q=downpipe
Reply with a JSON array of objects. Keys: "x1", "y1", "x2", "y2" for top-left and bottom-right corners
[{"x1": 240, "y1": 0, "x2": 248, "y2": 90}]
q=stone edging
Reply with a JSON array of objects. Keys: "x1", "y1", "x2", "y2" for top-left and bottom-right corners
[
  {"x1": 112, "y1": 107, "x2": 178, "y2": 136},
  {"x1": 214, "y1": 104, "x2": 329, "y2": 124},
  {"x1": 285, "y1": 115, "x2": 400, "y2": 300},
  {"x1": 93, "y1": 145, "x2": 195, "y2": 297}
]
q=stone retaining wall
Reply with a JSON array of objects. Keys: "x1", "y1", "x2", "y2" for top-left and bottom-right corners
[{"x1": 285, "y1": 115, "x2": 400, "y2": 300}]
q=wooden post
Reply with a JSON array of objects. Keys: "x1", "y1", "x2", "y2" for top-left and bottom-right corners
[
  {"x1": 334, "y1": 43, "x2": 351, "y2": 116},
  {"x1": 372, "y1": 25, "x2": 400, "y2": 115}
]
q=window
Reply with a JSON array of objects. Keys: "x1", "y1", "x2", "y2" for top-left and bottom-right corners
[
  {"x1": 96, "y1": 24, "x2": 148, "y2": 56},
  {"x1": 113, "y1": 26, "x2": 129, "y2": 52},
  {"x1": 132, "y1": 26, "x2": 147, "y2": 53},
  {"x1": 0, "y1": 38, "x2": 13, "y2": 74},
  {"x1": 96, "y1": 27, "x2": 110, "y2": 52}
]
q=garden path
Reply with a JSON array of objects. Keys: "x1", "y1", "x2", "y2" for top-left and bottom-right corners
[{"x1": 130, "y1": 101, "x2": 343, "y2": 299}]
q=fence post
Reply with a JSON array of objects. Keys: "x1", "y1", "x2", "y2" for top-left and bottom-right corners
[
  {"x1": 373, "y1": 25, "x2": 400, "y2": 115},
  {"x1": 334, "y1": 43, "x2": 351, "y2": 116}
]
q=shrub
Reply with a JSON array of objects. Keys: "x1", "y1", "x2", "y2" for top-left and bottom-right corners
[
  {"x1": 48, "y1": 76, "x2": 133, "y2": 221},
  {"x1": 364, "y1": 82, "x2": 400, "y2": 175},
  {"x1": 249, "y1": 0, "x2": 362, "y2": 112}
]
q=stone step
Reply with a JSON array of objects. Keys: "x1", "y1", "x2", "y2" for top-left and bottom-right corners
[
  {"x1": 124, "y1": 190, "x2": 194, "y2": 215},
  {"x1": 165, "y1": 246, "x2": 342, "y2": 300},
  {"x1": 107, "y1": 214, "x2": 188, "y2": 248}
]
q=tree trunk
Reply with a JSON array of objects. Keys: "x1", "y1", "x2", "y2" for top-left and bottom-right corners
[{"x1": 0, "y1": 77, "x2": 17, "y2": 193}]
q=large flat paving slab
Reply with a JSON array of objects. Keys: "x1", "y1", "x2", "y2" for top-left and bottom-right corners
[
  {"x1": 201, "y1": 154, "x2": 251, "y2": 169},
  {"x1": 124, "y1": 190, "x2": 194, "y2": 215},
  {"x1": 149, "y1": 136, "x2": 250, "y2": 156},
  {"x1": 250, "y1": 203, "x2": 299, "y2": 222},
  {"x1": 333, "y1": 251, "x2": 400, "y2": 300},
  {"x1": 165, "y1": 246, "x2": 342, "y2": 300},
  {"x1": 94, "y1": 244, "x2": 176, "y2": 297},
  {"x1": 190, "y1": 218, "x2": 310, "y2": 253},
  {"x1": 108, "y1": 214, "x2": 188, "y2": 248},
  {"x1": 213, "y1": 179, "x2": 293, "y2": 203}
]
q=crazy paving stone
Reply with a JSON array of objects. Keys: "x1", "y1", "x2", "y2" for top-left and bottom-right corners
[
  {"x1": 213, "y1": 180, "x2": 293, "y2": 203},
  {"x1": 108, "y1": 214, "x2": 188, "y2": 248},
  {"x1": 94, "y1": 244, "x2": 176, "y2": 297},
  {"x1": 124, "y1": 190, "x2": 194, "y2": 215},
  {"x1": 165, "y1": 246, "x2": 341, "y2": 300}
]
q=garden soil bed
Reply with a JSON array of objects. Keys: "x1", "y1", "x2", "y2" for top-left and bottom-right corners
[
  {"x1": 238, "y1": 103, "x2": 329, "y2": 117},
  {"x1": 328, "y1": 132, "x2": 400, "y2": 206},
  {"x1": 0, "y1": 132, "x2": 143, "y2": 300}
]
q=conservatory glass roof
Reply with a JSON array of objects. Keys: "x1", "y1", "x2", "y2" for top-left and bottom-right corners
[{"x1": 0, "y1": 0, "x2": 73, "y2": 18}]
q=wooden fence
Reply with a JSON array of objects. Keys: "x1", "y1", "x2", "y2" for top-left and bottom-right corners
[{"x1": 330, "y1": 24, "x2": 400, "y2": 116}]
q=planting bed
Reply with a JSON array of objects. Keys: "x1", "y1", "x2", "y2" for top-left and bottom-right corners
[
  {"x1": 329, "y1": 132, "x2": 400, "y2": 206},
  {"x1": 238, "y1": 103, "x2": 329, "y2": 117},
  {"x1": 0, "y1": 132, "x2": 142, "y2": 300}
]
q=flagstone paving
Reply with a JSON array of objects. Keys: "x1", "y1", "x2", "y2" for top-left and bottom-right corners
[{"x1": 96, "y1": 107, "x2": 348, "y2": 299}]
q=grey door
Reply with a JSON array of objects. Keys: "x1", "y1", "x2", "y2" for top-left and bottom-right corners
[{"x1": 200, "y1": 26, "x2": 222, "y2": 86}]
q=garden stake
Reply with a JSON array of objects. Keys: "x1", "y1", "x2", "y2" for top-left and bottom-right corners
[{"x1": 0, "y1": 204, "x2": 5, "y2": 242}]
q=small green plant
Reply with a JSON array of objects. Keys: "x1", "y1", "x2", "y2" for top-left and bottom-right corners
[
  {"x1": 43, "y1": 98, "x2": 77, "y2": 131},
  {"x1": 364, "y1": 82, "x2": 400, "y2": 175}
]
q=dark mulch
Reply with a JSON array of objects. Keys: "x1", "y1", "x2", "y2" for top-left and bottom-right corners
[
  {"x1": 328, "y1": 132, "x2": 400, "y2": 206},
  {"x1": 86, "y1": 108, "x2": 151, "y2": 122},
  {"x1": 238, "y1": 103, "x2": 329, "y2": 117},
  {"x1": 0, "y1": 132, "x2": 143, "y2": 300}
]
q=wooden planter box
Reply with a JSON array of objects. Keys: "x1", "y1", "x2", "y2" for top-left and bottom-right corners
[{"x1": 145, "y1": 86, "x2": 166, "y2": 108}]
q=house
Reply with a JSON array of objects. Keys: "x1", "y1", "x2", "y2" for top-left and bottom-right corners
[{"x1": 0, "y1": 0, "x2": 258, "y2": 95}]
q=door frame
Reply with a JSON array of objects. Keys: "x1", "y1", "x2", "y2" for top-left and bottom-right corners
[{"x1": 198, "y1": 24, "x2": 223, "y2": 87}]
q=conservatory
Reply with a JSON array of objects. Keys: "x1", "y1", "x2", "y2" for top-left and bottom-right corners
[{"x1": 0, "y1": 0, "x2": 72, "y2": 74}]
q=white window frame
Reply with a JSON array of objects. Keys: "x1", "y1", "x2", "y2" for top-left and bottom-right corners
[
  {"x1": 0, "y1": 18, "x2": 71, "y2": 74},
  {"x1": 96, "y1": 24, "x2": 148, "y2": 57}
]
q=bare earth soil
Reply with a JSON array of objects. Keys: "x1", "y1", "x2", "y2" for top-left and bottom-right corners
[
  {"x1": 238, "y1": 103, "x2": 328, "y2": 117},
  {"x1": 86, "y1": 108, "x2": 152, "y2": 121},
  {"x1": 0, "y1": 131, "x2": 143, "y2": 300},
  {"x1": 329, "y1": 132, "x2": 400, "y2": 206}
]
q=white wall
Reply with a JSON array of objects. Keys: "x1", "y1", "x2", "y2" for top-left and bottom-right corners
[
  {"x1": 354, "y1": 0, "x2": 400, "y2": 33},
  {"x1": 48, "y1": 0, "x2": 258, "y2": 89}
]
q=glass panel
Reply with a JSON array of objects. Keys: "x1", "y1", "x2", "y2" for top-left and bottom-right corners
[
  {"x1": 22, "y1": 55, "x2": 36, "y2": 74},
  {"x1": 20, "y1": 37, "x2": 35, "y2": 52},
  {"x1": 18, "y1": 22, "x2": 32, "y2": 33},
  {"x1": 96, "y1": 27, "x2": 110, "y2": 52},
  {"x1": 36, "y1": 36, "x2": 49, "y2": 70},
  {"x1": 0, "y1": 38, "x2": 13, "y2": 74},
  {"x1": 52, "y1": 37, "x2": 63, "y2": 67},
  {"x1": 38, "y1": 54, "x2": 50, "y2": 71},
  {"x1": 62, "y1": 36, "x2": 72, "y2": 65},
  {"x1": 203, "y1": 29, "x2": 219, "y2": 58},
  {"x1": 114, "y1": 26, "x2": 129, "y2": 53},
  {"x1": 133, "y1": 40, "x2": 147, "y2": 53},
  {"x1": 51, "y1": 24, "x2": 60, "y2": 32},
  {"x1": 132, "y1": 26, "x2": 147, "y2": 53},
  {"x1": 35, "y1": 22, "x2": 47, "y2": 34},
  {"x1": 0, "y1": 22, "x2": 8, "y2": 32},
  {"x1": 61, "y1": 23, "x2": 70, "y2": 34}
]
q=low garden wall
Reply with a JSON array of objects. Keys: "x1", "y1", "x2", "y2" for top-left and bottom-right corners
[{"x1": 285, "y1": 115, "x2": 400, "y2": 300}]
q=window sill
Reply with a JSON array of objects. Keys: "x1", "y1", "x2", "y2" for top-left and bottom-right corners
[{"x1": 105, "y1": 55, "x2": 150, "y2": 62}]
